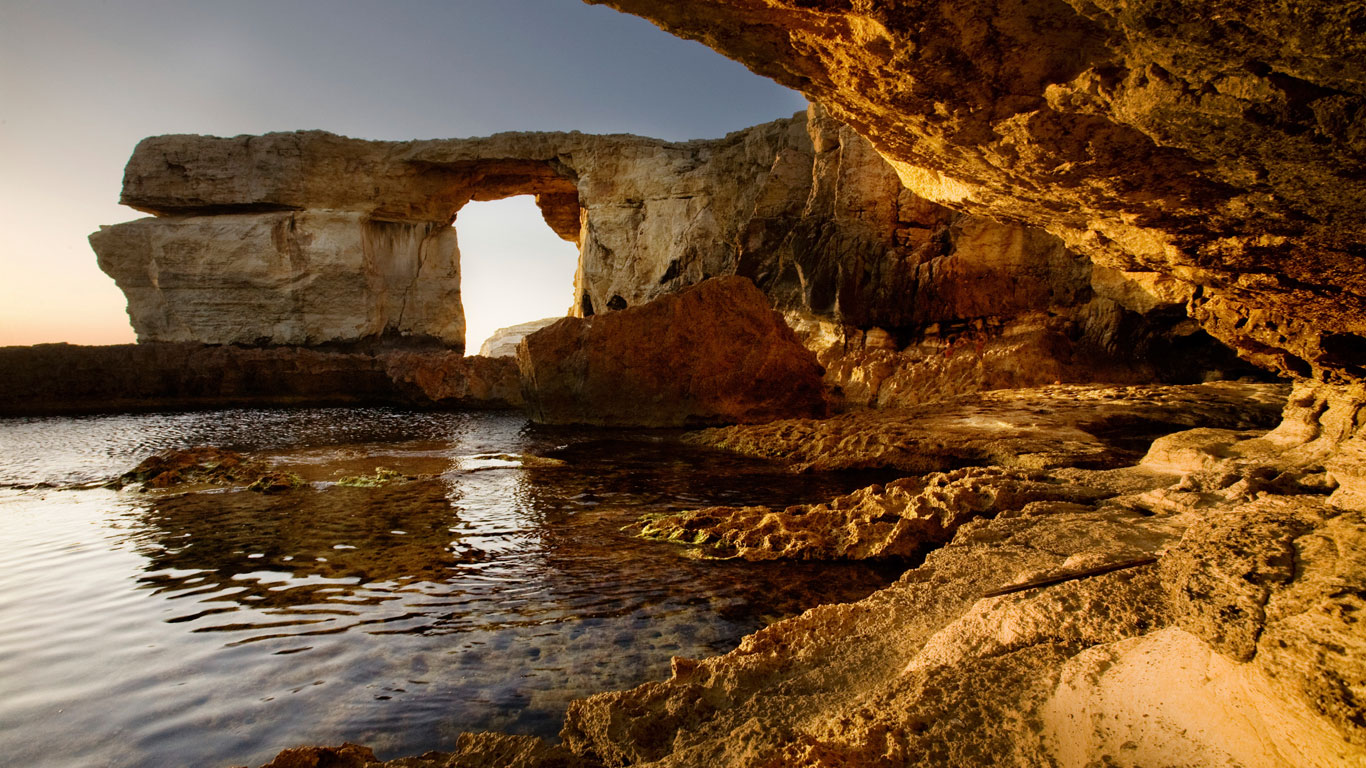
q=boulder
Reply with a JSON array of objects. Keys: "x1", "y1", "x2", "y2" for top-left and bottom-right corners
[{"x1": 516, "y1": 276, "x2": 827, "y2": 426}]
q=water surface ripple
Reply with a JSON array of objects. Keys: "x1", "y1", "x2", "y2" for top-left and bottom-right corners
[{"x1": 0, "y1": 409, "x2": 901, "y2": 767}]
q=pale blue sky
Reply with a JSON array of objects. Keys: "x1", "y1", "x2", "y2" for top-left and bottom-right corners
[{"x1": 0, "y1": 0, "x2": 806, "y2": 346}]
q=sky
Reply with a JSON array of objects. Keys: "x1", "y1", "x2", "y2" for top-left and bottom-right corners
[{"x1": 0, "y1": 0, "x2": 807, "y2": 349}]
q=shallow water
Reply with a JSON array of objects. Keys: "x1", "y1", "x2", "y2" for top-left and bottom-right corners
[{"x1": 0, "y1": 409, "x2": 902, "y2": 768}]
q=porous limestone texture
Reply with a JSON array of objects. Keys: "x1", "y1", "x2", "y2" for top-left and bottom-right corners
[
  {"x1": 0, "y1": 343, "x2": 521, "y2": 415},
  {"x1": 631, "y1": 467, "x2": 1112, "y2": 561},
  {"x1": 516, "y1": 277, "x2": 827, "y2": 427},
  {"x1": 478, "y1": 318, "x2": 564, "y2": 358},
  {"x1": 589, "y1": 0, "x2": 1366, "y2": 387}
]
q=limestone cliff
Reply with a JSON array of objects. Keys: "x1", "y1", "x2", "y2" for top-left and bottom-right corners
[
  {"x1": 97, "y1": 108, "x2": 1247, "y2": 403},
  {"x1": 586, "y1": 0, "x2": 1366, "y2": 389}
]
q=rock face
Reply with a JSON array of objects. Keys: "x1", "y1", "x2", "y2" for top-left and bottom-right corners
[
  {"x1": 586, "y1": 0, "x2": 1366, "y2": 386},
  {"x1": 92, "y1": 212, "x2": 462, "y2": 347},
  {"x1": 96, "y1": 108, "x2": 1250, "y2": 401},
  {"x1": 516, "y1": 277, "x2": 828, "y2": 427},
  {"x1": 477, "y1": 317, "x2": 564, "y2": 358},
  {"x1": 0, "y1": 343, "x2": 521, "y2": 415}
]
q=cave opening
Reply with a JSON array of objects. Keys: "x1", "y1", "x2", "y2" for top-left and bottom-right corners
[{"x1": 454, "y1": 195, "x2": 580, "y2": 356}]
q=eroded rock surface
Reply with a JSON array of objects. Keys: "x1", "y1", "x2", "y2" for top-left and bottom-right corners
[
  {"x1": 563, "y1": 456, "x2": 1364, "y2": 768},
  {"x1": 246, "y1": 381, "x2": 1364, "y2": 768},
  {"x1": 632, "y1": 467, "x2": 1111, "y2": 561},
  {"x1": 517, "y1": 277, "x2": 827, "y2": 427},
  {"x1": 589, "y1": 0, "x2": 1366, "y2": 385}
]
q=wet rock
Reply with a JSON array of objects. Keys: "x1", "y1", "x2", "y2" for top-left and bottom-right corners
[
  {"x1": 517, "y1": 276, "x2": 828, "y2": 427},
  {"x1": 121, "y1": 446, "x2": 265, "y2": 488},
  {"x1": 251, "y1": 734, "x2": 597, "y2": 768},
  {"x1": 255, "y1": 742, "x2": 377, "y2": 768},
  {"x1": 335, "y1": 467, "x2": 414, "y2": 488},
  {"x1": 247, "y1": 471, "x2": 307, "y2": 494},
  {"x1": 632, "y1": 467, "x2": 1111, "y2": 561}
]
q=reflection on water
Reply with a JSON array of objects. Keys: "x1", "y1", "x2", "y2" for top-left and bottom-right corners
[{"x1": 0, "y1": 409, "x2": 902, "y2": 768}]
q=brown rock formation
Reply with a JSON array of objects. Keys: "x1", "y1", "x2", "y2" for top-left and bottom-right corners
[
  {"x1": 516, "y1": 277, "x2": 828, "y2": 427},
  {"x1": 586, "y1": 0, "x2": 1366, "y2": 385},
  {"x1": 0, "y1": 343, "x2": 520, "y2": 415},
  {"x1": 560, "y1": 427, "x2": 1365, "y2": 767}
]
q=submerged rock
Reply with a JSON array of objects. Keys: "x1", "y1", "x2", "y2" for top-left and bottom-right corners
[
  {"x1": 250, "y1": 733, "x2": 594, "y2": 768},
  {"x1": 121, "y1": 446, "x2": 265, "y2": 488},
  {"x1": 517, "y1": 276, "x2": 828, "y2": 427}
]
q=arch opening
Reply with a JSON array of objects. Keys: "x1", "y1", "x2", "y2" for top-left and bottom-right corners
[{"x1": 455, "y1": 195, "x2": 581, "y2": 357}]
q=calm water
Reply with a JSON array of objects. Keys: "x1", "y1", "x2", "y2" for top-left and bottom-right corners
[{"x1": 0, "y1": 409, "x2": 901, "y2": 768}]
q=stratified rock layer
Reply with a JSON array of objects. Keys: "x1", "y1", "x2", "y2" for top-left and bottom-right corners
[
  {"x1": 516, "y1": 277, "x2": 827, "y2": 427},
  {"x1": 92, "y1": 212, "x2": 462, "y2": 347},
  {"x1": 587, "y1": 0, "x2": 1366, "y2": 385}
]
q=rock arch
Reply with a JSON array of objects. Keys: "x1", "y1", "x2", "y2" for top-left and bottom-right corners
[{"x1": 91, "y1": 125, "x2": 808, "y2": 351}]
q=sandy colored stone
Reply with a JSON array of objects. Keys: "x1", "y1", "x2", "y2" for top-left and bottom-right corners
[
  {"x1": 97, "y1": 109, "x2": 1241, "y2": 389},
  {"x1": 517, "y1": 276, "x2": 827, "y2": 427},
  {"x1": 92, "y1": 211, "x2": 462, "y2": 347}
]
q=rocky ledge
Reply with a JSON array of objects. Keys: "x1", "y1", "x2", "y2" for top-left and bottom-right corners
[
  {"x1": 245, "y1": 380, "x2": 1364, "y2": 768},
  {"x1": 0, "y1": 343, "x2": 521, "y2": 415}
]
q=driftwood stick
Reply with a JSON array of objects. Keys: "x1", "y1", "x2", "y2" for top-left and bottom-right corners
[{"x1": 982, "y1": 556, "x2": 1159, "y2": 598}]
